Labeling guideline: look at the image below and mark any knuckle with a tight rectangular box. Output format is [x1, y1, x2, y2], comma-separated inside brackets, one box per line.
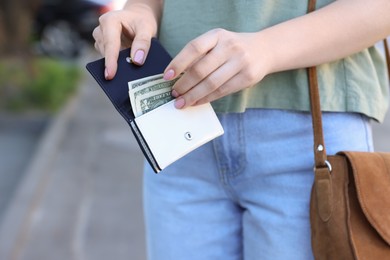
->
[183, 94, 196, 107]
[195, 97, 208, 106]
[215, 85, 228, 96]
[98, 11, 118, 25]
[134, 36, 150, 48]
[211, 28, 227, 36]
[189, 65, 205, 79]
[205, 77, 219, 91]
[187, 40, 203, 56]
[135, 19, 157, 36]
[227, 38, 244, 53]
[98, 13, 108, 24]
[242, 69, 258, 84]
[232, 43, 244, 55]
[92, 27, 100, 39]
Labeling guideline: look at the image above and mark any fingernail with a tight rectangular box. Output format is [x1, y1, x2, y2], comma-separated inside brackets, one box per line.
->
[134, 50, 145, 64]
[104, 68, 109, 79]
[174, 97, 185, 109]
[164, 69, 175, 80]
[171, 89, 179, 98]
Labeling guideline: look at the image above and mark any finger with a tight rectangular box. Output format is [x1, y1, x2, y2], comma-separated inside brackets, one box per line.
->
[163, 30, 219, 80]
[101, 25, 123, 80]
[93, 26, 117, 78]
[195, 73, 249, 106]
[92, 27, 102, 53]
[175, 60, 240, 109]
[96, 12, 124, 79]
[129, 31, 153, 66]
[120, 33, 133, 50]
[172, 46, 227, 96]
[94, 40, 101, 54]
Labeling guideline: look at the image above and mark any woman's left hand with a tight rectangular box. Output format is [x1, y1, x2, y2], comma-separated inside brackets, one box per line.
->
[163, 29, 269, 109]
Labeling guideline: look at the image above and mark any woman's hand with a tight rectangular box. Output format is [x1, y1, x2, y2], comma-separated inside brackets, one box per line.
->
[164, 0, 390, 110]
[163, 29, 269, 109]
[93, 2, 162, 80]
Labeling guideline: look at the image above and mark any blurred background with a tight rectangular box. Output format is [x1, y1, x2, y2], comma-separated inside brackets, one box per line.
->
[0, 0, 147, 259]
[0, 1, 389, 259]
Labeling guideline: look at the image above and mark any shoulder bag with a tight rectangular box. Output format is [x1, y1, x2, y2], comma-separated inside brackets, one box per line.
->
[307, 0, 390, 259]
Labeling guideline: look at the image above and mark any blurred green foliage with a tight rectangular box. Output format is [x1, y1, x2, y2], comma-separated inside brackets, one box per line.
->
[0, 58, 81, 112]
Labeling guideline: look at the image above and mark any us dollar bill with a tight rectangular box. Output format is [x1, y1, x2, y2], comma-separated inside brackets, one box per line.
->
[135, 89, 174, 116]
[128, 74, 163, 113]
[128, 74, 164, 92]
[128, 74, 180, 117]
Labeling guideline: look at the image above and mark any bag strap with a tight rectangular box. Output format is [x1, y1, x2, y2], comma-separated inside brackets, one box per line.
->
[307, 0, 390, 170]
[307, 0, 329, 170]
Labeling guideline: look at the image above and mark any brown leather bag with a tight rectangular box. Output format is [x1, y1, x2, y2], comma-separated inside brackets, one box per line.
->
[307, 1, 390, 259]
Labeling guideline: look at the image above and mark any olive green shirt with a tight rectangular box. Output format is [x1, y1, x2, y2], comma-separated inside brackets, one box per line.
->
[159, 0, 389, 122]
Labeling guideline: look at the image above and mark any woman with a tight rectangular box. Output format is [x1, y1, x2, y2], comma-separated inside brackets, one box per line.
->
[93, 0, 390, 259]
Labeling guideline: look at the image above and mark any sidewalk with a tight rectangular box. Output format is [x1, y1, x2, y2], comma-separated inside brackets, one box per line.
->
[0, 64, 146, 260]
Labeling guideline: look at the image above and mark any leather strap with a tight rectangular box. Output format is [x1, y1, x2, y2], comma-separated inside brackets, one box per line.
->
[307, 0, 329, 169]
[307, 0, 390, 170]
[307, 0, 316, 13]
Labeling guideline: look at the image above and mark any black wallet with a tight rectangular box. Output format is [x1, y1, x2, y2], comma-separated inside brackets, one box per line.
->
[86, 39, 224, 173]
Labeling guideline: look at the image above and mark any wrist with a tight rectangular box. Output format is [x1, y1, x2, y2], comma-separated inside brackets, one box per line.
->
[251, 30, 276, 77]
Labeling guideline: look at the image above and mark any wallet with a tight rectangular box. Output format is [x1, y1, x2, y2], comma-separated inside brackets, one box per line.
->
[86, 39, 224, 173]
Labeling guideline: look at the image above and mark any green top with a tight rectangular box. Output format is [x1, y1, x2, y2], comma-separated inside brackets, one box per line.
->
[159, 0, 389, 122]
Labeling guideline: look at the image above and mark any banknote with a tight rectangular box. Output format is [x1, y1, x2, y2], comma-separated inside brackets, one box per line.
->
[128, 74, 180, 117]
[128, 73, 164, 91]
[128, 74, 165, 116]
[129, 78, 174, 117]
[136, 89, 174, 116]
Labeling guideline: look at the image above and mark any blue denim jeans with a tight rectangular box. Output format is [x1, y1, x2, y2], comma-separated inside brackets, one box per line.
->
[143, 109, 373, 260]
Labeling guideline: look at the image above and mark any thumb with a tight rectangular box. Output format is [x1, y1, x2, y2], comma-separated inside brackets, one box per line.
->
[130, 33, 153, 66]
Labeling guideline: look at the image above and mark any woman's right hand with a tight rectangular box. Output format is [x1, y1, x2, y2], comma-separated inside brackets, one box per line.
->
[92, 3, 161, 80]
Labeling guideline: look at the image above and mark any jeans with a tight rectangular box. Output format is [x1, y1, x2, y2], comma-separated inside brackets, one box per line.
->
[143, 109, 373, 260]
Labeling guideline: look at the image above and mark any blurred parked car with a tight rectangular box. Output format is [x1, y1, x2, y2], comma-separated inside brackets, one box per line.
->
[33, 0, 125, 58]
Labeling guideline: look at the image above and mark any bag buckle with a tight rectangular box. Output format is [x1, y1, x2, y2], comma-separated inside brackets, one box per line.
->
[313, 160, 332, 173]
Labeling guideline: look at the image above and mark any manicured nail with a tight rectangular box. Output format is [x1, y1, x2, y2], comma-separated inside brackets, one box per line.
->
[164, 69, 175, 80]
[104, 68, 109, 79]
[134, 50, 145, 64]
[174, 97, 185, 109]
[171, 89, 179, 98]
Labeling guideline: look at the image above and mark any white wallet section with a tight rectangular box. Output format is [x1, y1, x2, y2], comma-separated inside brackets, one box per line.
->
[134, 100, 224, 170]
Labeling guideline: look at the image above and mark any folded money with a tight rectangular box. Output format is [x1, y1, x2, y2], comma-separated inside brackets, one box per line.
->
[128, 73, 180, 117]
